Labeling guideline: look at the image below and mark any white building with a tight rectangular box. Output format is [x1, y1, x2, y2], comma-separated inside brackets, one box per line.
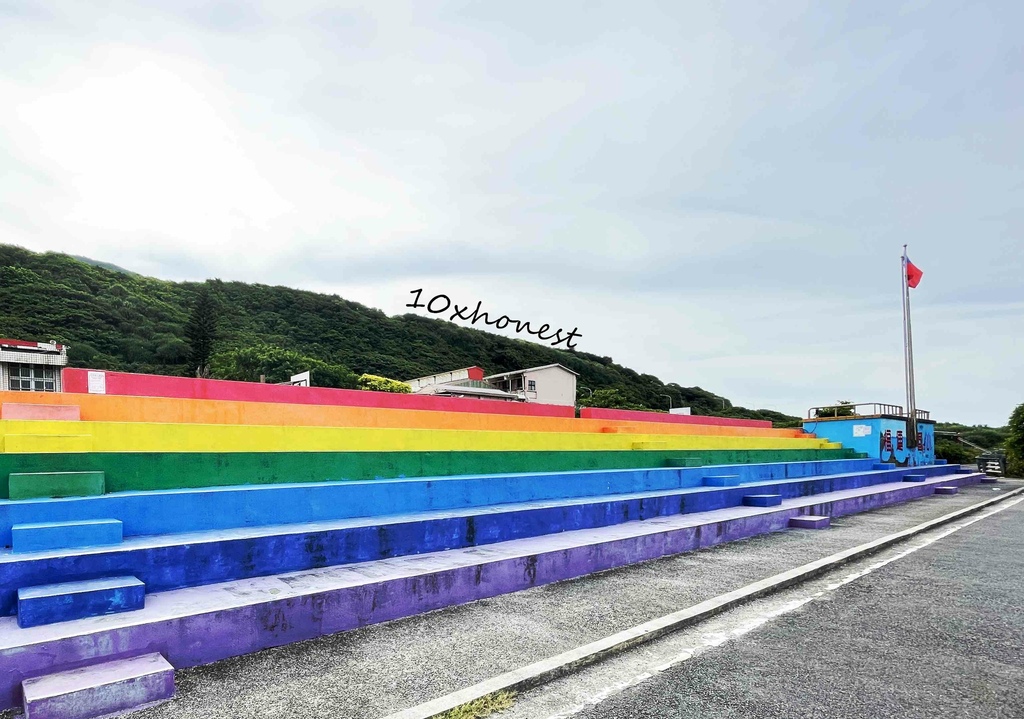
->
[0, 338, 69, 392]
[484, 363, 579, 407]
[404, 366, 520, 402]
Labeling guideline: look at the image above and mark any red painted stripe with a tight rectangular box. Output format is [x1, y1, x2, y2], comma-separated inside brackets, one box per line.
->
[580, 407, 772, 428]
[60, 369, 576, 418]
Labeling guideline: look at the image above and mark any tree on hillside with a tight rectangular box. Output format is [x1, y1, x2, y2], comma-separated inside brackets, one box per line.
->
[185, 286, 218, 377]
[935, 439, 978, 465]
[580, 388, 647, 411]
[210, 343, 358, 389]
[1007, 403, 1024, 477]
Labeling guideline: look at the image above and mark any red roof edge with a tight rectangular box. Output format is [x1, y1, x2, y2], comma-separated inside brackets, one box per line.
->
[0, 338, 65, 350]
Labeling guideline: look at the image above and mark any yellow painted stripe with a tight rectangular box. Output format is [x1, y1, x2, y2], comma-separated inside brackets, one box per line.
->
[0, 420, 840, 454]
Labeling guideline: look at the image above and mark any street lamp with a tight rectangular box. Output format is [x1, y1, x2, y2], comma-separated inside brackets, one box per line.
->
[579, 386, 593, 401]
[661, 394, 673, 411]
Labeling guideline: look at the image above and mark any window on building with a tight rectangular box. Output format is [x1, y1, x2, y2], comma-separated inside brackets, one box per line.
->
[8, 364, 56, 392]
[527, 380, 537, 391]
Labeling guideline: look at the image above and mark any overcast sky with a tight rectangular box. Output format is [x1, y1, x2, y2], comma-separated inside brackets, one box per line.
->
[1, 1, 1021, 426]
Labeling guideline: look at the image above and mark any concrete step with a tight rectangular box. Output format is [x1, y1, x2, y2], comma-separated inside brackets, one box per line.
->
[789, 515, 830, 529]
[17, 576, 144, 628]
[8, 471, 105, 501]
[0, 471, 984, 711]
[22, 652, 173, 719]
[0, 466, 964, 614]
[743, 494, 782, 507]
[13, 519, 122, 553]
[702, 475, 740, 487]
[934, 486, 959, 495]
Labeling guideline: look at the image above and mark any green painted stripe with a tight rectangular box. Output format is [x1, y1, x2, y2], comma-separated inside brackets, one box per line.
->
[0, 449, 860, 497]
[8, 471, 106, 500]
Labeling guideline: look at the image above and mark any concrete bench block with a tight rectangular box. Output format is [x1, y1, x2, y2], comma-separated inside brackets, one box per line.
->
[742, 494, 782, 507]
[789, 515, 830, 529]
[665, 457, 704, 467]
[8, 471, 105, 500]
[22, 653, 173, 719]
[18, 576, 144, 628]
[0, 403, 80, 421]
[902, 474, 927, 482]
[702, 475, 740, 487]
[980, 476, 1000, 483]
[934, 459, 948, 465]
[933, 486, 959, 495]
[12, 519, 122, 553]
[873, 463, 896, 470]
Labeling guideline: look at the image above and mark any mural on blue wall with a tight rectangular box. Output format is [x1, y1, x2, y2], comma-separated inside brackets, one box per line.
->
[878, 421, 934, 467]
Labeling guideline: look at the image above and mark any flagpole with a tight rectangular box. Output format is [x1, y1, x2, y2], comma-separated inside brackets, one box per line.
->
[902, 245, 918, 447]
[902, 246, 911, 414]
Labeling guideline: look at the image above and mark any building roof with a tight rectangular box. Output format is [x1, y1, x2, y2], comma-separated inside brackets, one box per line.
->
[0, 338, 65, 351]
[432, 384, 519, 399]
[404, 366, 483, 384]
[483, 363, 579, 380]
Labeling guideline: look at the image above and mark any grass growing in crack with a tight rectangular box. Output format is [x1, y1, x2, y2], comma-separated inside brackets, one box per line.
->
[434, 691, 516, 719]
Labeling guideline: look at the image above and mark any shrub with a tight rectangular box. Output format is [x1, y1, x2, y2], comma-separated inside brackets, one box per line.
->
[935, 439, 978, 465]
[358, 373, 412, 393]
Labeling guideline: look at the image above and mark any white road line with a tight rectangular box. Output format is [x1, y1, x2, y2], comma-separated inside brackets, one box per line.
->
[536, 494, 1024, 719]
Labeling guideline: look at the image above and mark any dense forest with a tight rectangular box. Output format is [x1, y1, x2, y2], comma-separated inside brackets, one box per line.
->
[0, 243, 800, 424]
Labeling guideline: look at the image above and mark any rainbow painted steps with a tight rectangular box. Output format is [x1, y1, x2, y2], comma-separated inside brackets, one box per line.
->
[0, 462, 963, 616]
[0, 465, 981, 713]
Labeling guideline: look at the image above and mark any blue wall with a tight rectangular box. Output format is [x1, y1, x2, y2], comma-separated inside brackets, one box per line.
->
[803, 417, 934, 467]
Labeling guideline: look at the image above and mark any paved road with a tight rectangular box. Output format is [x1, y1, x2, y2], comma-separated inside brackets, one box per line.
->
[567, 494, 1024, 719]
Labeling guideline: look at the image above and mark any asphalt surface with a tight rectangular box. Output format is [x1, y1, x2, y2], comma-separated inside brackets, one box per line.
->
[566, 490, 1024, 719]
[103, 482, 1013, 719]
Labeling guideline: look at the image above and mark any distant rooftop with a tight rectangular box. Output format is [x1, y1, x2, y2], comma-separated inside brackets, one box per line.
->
[483, 363, 579, 380]
[0, 338, 66, 351]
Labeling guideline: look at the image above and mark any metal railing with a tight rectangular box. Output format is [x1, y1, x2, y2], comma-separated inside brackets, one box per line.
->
[806, 402, 930, 420]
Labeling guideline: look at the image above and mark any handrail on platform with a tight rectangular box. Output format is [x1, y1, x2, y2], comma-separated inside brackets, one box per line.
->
[807, 402, 931, 421]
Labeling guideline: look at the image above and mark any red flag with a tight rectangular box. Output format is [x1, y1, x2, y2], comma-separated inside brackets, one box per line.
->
[905, 257, 923, 288]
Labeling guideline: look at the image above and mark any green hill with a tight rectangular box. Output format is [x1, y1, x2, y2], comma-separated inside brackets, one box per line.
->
[0, 243, 800, 425]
